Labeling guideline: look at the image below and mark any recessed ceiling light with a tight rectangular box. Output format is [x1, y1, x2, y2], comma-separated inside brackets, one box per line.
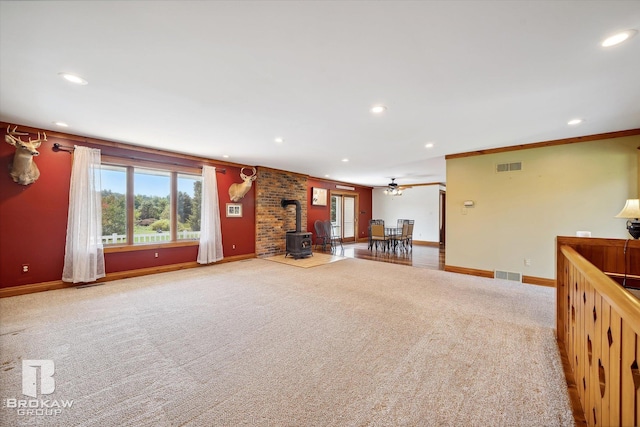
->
[601, 29, 637, 47]
[222, 154, 229, 158]
[58, 72, 88, 85]
[567, 118, 583, 125]
[274, 137, 284, 143]
[54, 121, 69, 127]
[342, 158, 349, 162]
[425, 142, 434, 148]
[370, 105, 387, 114]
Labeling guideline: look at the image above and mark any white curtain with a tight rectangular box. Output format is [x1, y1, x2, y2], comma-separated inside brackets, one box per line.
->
[197, 165, 224, 264]
[62, 146, 106, 283]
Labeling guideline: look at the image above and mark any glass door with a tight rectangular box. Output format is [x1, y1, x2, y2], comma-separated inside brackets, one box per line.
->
[343, 196, 355, 241]
[330, 195, 342, 240]
[330, 194, 357, 243]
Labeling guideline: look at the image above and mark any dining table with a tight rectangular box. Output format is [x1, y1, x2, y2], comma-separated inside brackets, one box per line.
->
[385, 227, 402, 250]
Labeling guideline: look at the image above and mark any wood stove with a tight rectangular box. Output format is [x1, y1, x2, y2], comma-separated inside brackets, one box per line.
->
[281, 199, 312, 259]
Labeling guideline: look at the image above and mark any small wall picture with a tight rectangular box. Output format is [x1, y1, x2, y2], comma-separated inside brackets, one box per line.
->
[226, 203, 242, 217]
[312, 187, 327, 206]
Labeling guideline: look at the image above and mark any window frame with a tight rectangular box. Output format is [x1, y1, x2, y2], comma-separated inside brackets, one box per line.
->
[101, 155, 202, 253]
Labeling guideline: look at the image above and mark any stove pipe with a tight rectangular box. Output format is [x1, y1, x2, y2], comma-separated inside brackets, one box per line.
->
[281, 199, 301, 233]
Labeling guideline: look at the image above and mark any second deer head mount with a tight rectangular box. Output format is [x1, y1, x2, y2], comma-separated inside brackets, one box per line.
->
[228, 167, 257, 202]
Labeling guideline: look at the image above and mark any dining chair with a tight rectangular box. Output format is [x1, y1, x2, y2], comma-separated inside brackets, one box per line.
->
[405, 220, 415, 249]
[368, 219, 385, 249]
[314, 220, 329, 251]
[370, 222, 388, 251]
[390, 220, 410, 251]
[325, 220, 343, 251]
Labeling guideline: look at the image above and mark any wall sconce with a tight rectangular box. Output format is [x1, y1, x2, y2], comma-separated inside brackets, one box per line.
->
[615, 199, 640, 239]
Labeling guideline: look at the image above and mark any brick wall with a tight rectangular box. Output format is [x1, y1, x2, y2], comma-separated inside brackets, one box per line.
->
[255, 167, 308, 257]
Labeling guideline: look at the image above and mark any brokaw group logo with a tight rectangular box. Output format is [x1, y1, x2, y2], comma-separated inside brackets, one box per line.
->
[23, 359, 55, 398]
[2, 360, 74, 416]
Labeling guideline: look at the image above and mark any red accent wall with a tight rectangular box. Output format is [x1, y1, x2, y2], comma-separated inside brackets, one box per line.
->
[0, 123, 255, 288]
[217, 166, 256, 257]
[306, 178, 372, 243]
[0, 130, 72, 287]
[0, 122, 369, 290]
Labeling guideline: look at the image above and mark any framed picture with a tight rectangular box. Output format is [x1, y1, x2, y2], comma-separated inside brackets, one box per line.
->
[226, 203, 243, 217]
[312, 187, 327, 206]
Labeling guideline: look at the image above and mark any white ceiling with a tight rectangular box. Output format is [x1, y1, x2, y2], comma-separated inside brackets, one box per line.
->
[1, 1, 639, 187]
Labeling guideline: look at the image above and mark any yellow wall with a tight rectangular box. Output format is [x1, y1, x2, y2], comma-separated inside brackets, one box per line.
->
[445, 135, 639, 280]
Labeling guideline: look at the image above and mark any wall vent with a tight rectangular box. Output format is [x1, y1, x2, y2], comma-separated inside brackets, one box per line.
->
[494, 270, 522, 282]
[496, 162, 522, 173]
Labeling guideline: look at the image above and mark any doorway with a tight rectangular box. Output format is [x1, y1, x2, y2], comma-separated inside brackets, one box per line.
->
[330, 193, 357, 243]
[439, 190, 446, 247]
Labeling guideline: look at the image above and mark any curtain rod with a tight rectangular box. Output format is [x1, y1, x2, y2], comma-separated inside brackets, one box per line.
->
[52, 143, 226, 173]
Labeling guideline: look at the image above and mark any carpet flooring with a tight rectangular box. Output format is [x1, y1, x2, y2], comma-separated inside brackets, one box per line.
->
[0, 258, 573, 426]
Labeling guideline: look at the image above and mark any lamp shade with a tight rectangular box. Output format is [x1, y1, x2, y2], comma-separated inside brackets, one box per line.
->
[615, 199, 640, 219]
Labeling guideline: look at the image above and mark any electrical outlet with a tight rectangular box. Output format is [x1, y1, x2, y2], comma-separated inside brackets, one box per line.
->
[22, 264, 29, 273]
[232, 244, 236, 249]
[524, 258, 531, 266]
[155, 252, 159, 258]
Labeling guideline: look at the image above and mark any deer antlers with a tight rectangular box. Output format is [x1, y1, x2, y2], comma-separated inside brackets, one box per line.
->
[240, 167, 257, 181]
[5, 125, 47, 154]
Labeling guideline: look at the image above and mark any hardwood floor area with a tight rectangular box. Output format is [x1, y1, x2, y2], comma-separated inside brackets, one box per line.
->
[317, 242, 445, 270]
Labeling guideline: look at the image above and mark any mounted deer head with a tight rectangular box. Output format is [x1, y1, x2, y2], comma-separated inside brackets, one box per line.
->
[5, 125, 46, 185]
[228, 167, 257, 202]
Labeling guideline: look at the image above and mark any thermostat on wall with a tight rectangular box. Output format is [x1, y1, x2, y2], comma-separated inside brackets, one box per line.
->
[463, 200, 475, 208]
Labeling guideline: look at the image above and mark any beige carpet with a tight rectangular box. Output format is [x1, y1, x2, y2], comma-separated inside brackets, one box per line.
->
[264, 251, 347, 268]
[0, 258, 573, 426]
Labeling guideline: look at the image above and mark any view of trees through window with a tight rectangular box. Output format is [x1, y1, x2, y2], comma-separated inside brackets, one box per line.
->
[102, 165, 127, 243]
[177, 174, 202, 240]
[135, 168, 171, 242]
[101, 165, 202, 245]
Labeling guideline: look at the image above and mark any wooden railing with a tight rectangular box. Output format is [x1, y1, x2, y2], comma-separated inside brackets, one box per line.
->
[557, 242, 640, 426]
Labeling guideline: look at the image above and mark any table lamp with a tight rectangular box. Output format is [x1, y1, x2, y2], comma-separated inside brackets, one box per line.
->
[615, 199, 640, 239]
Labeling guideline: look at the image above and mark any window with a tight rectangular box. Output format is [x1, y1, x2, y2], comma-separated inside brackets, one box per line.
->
[134, 168, 171, 243]
[101, 165, 127, 244]
[177, 174, 202, 240]
[100, 160, 202, 246]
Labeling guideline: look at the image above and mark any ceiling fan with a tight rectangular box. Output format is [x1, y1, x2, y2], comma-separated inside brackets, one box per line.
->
[383, 178, 405, 196]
